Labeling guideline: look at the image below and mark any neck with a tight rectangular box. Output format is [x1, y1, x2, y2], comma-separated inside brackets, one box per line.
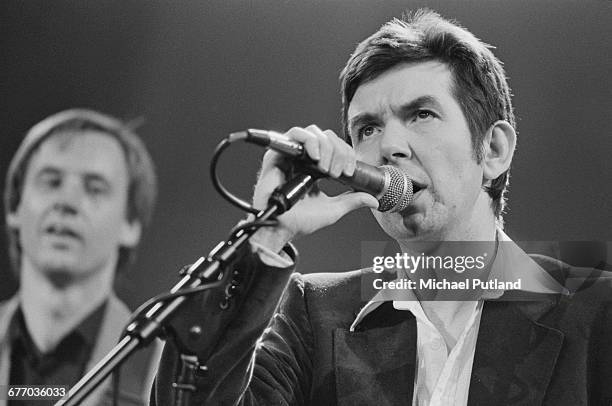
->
[18, 260, 114, 353]
[394, 197, 498, 348]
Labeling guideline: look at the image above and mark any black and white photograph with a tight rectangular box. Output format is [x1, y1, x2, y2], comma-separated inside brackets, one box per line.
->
[1, 1, 611, 405]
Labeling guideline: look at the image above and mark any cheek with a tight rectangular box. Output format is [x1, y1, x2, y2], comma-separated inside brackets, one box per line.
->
[14, 199, 44, 232]
[18, 190, 44, 214]
[427, 151, 482, 202]
[436, 162, 480, 192]
[354, 141, 381, 165]
[87, 206, 129, 243]
[435, 138, 480, 173]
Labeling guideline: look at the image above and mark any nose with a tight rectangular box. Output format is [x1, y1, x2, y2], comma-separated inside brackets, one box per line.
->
[52, 180, 82, 216]
[380, 121, 412, 165]
[53, 201, 78, 216]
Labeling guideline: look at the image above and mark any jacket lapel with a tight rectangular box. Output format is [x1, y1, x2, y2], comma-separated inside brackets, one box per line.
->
[0, 297, 19, 406]
[80, 294, 136, 406]
[0, 295, 157, 406]
[80, 294, 162, 406]
[334, 303, 417, 406]
[468, 298, 564, 406]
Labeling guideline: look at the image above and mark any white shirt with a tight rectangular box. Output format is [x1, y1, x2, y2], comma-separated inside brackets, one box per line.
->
[401, 300, 481, 406]
[350, 230, 566, 405]
[254, 229, 566, 405]
[348, 297, 481, 406]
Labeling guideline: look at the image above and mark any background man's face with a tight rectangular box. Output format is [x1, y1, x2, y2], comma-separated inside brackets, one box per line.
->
[347, 61, 485, 242]
[7, 131, 139, 280]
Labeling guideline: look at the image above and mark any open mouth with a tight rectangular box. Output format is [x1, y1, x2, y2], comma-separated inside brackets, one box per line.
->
[410, 180, 426, 197]
[45, 224, 81, 240]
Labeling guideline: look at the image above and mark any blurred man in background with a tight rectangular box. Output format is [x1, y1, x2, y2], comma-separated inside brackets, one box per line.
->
[1, 109, 160, 405]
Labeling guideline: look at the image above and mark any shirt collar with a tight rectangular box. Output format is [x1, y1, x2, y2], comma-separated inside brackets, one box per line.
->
[350, 228, 567, 332]
[9, 300, 108, 355]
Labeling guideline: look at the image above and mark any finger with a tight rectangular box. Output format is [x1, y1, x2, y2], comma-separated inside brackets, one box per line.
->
[260, 149, 283, 172]
[330, 191, 379, 216]
[285, 126, 321, 162]
[341, 151, 357, 178]
[325, 130, 354, 178]
[253, 166, 286, 210]
[342, 141, 357, 177]
[306, 179, 322, 197]
[305, 125, 333, 174]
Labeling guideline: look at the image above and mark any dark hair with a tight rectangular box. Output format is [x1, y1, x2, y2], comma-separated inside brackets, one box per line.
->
[4, 108, 158, 274]
[340, 9, 515, 221]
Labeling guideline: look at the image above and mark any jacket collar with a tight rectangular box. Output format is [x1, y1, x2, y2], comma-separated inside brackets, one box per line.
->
[468, 298, 564, 404]
[350, 229, 567, 332]
[336, 293, 563, 405]
[335, 302, 417, 405]
[340, 230, 566, 405]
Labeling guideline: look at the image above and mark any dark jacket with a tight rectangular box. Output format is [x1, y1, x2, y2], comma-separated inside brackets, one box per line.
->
[153, 244, 612, 406]
[0, 294, 162, 406]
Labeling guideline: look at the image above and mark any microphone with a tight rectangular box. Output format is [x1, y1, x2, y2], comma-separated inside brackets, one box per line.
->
[228, 129, 414, 212]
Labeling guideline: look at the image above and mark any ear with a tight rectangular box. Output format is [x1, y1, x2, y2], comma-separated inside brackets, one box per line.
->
[6, 209, 21, 229]
[482, 120, 516, 180]
[119, 219, 142, 248]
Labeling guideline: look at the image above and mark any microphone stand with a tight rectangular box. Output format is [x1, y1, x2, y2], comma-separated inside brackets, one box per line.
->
[54, 171, 319, 406]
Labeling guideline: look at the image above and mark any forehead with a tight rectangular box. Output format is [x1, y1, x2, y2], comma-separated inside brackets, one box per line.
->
[26, 130, 129, 182]
[347, 61, 455, 119]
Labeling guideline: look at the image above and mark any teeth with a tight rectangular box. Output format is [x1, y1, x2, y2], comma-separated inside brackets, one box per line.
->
[47, 225, 77, 237]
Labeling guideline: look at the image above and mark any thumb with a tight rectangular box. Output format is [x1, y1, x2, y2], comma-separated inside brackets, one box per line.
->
[333, 191, 379, 215]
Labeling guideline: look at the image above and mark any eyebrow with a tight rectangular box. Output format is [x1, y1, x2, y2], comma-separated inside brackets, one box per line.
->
[36, 166, 59, 174]
[83, 172, 112, 186]
[348, 95, 444, 134]
[393, 95, 443, 118]
[34, 166, 62, 179]
[35, 165, 112, 186]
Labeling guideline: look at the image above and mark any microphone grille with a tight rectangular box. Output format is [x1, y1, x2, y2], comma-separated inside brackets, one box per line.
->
[378, 165, 413, 212]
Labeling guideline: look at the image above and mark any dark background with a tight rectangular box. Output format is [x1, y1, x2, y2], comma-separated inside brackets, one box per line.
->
[1, 0, 611, 309]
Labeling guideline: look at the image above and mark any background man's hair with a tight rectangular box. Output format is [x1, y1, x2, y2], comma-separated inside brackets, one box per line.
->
[340, 9, 515, 223]
[4, 108, 158, 274]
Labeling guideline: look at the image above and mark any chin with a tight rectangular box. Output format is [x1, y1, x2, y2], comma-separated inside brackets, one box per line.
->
[37, 253, 82, 275]
[373, 205, 445, 242]
[45, 270, 77, 287]
[393, 215, 447, 244]
[375, 215, 419, 242]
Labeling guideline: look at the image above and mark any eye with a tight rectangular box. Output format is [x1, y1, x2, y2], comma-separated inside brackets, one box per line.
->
[414, 110, 436, 121]
[37, 172, 62, 190]
[358, 125, 381, 139]
[85, 179, 110, 197]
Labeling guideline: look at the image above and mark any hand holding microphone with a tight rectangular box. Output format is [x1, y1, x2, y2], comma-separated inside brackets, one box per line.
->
[230, 127, 414, 212]
[236, 126, 412, 253]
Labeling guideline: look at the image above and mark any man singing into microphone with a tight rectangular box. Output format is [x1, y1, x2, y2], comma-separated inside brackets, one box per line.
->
[153, 9, 612, 405]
